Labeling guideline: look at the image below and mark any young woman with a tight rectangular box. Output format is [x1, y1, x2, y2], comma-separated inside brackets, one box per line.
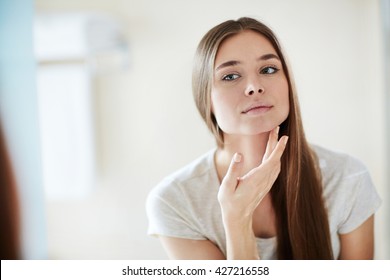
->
[146, 17, 382, 259]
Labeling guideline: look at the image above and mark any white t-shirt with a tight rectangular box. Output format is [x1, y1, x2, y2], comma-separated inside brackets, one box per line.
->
[146, 145, 382, 259]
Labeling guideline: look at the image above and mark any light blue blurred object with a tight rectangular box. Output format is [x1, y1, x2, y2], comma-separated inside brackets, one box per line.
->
[0, 0, 47, 259]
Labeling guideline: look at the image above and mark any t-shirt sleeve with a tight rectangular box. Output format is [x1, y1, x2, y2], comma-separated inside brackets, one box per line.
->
[338, 168, 382, 234]
[146, 179, 207, 240]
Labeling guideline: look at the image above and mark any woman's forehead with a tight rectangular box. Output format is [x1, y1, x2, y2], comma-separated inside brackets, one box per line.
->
[215, 30, 278, 68]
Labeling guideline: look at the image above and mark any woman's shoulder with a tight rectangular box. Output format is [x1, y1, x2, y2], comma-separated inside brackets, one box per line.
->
[310, 145, 381, 235]
[149, 149, 217, 198]
[311, 144, 369, 180]
[146, 149, 220, 240]
[310, 144, 378, 207]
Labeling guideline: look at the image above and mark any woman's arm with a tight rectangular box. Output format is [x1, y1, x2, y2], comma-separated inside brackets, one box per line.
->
[218, 128, 288, 259]
[158, 128, 287, 260]
[159, 236, 226, 259]
[221, 212, 259, 259]
[338, 215, 375, 260]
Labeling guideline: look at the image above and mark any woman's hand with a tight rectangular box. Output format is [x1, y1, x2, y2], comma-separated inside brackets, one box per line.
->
[217, 126, 288, 259]
[218, 126, 289, 219]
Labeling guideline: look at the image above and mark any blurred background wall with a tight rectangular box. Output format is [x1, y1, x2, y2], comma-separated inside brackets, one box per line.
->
[2, 0, 387, 259]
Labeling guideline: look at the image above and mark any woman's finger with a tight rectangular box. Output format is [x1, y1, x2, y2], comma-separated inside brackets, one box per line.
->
[244, 135, 288, 188]
[221, 153, 244, 192]
[263, 126, 280, 162]
[267, 135, 289, 163]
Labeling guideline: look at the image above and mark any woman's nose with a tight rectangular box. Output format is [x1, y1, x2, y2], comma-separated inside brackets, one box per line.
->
[245, 84, 265, 96]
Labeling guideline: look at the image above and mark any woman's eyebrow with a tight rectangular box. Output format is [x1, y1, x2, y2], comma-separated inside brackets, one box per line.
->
[215, 60, 240, 71]
[215, 53, 280, 71]
[258, 53, 280, 61]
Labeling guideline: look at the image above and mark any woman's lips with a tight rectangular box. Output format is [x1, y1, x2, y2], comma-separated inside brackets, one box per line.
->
[242, 104, 273, 114]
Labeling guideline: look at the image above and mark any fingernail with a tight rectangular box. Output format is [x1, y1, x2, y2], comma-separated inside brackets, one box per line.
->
[283, 136, 289, 145]
[233, 153, 242, 163]
[275, 126, 280, 135]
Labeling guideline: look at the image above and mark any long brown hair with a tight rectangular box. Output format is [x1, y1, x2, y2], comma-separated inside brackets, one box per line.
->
[192, 17, 333, 259]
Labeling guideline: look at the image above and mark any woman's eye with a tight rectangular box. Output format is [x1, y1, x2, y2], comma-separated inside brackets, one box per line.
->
[261, 66, 279, 74]
[222, 74, 240, 81]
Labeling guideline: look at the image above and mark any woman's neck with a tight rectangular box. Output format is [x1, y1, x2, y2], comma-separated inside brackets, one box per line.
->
[215, 133, 270, 180]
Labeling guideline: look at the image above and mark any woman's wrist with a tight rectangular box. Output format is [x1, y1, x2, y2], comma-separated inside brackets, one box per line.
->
[222, 212, 259, 260]
[221, 210, 252, 227]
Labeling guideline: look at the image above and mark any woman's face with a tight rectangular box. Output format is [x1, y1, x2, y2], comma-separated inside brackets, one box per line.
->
[211, 30, 289, 137]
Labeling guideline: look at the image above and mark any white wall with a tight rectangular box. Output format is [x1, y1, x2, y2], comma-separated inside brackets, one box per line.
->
[35, 0, 388, 259]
